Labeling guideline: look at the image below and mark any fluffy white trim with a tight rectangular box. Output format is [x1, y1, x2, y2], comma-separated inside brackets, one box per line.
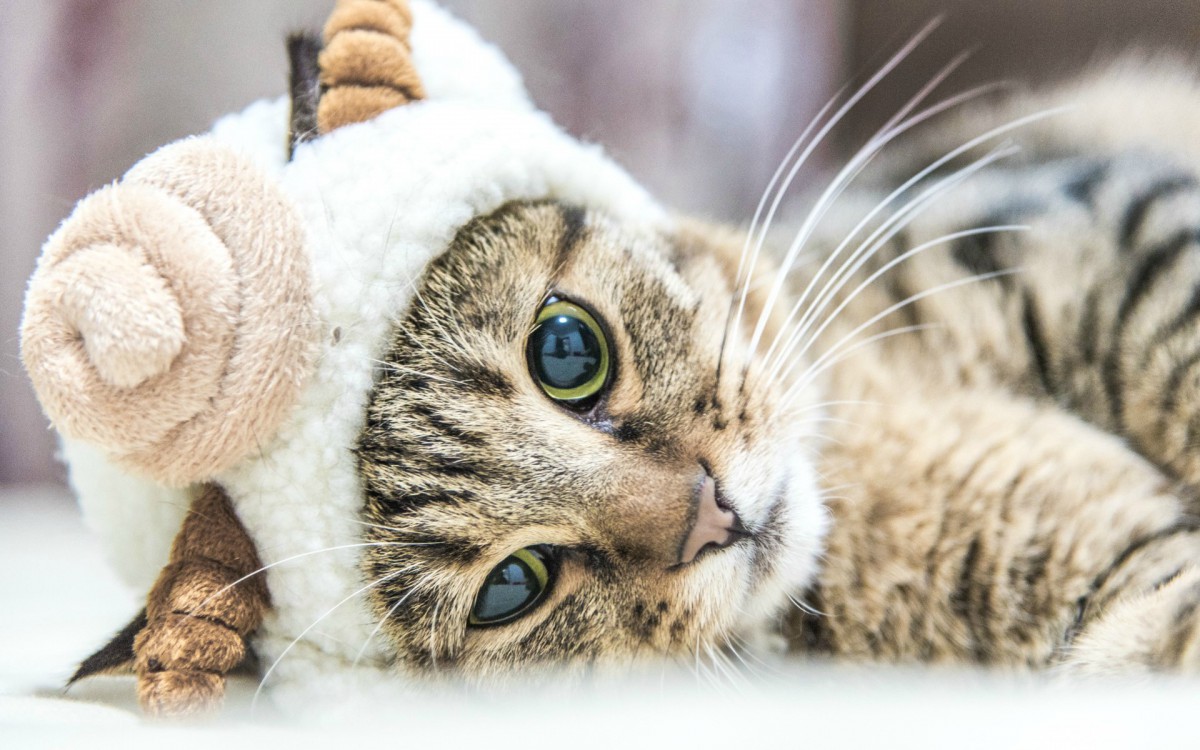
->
[60, 438, 189, 592]
[408, 0, 532, 111]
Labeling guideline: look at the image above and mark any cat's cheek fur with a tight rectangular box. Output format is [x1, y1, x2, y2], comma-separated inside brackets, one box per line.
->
[730, 446, 829, 641]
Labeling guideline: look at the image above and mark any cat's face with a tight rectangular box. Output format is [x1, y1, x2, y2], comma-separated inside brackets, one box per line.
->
[357, 201, 825, 680]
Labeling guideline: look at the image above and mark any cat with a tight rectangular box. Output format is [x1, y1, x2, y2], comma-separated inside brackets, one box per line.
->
[57, 2, 1200, 715]
[352, 60, 1200, 683]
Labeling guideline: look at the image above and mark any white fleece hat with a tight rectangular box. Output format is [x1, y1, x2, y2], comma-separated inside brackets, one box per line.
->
[22, 0, 664, 695]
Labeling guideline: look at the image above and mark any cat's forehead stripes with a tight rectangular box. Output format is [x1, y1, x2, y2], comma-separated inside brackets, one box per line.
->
[551, 204, 589, 274]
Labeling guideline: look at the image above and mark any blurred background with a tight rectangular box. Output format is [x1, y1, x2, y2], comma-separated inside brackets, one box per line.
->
[2, 1, 1199, 490]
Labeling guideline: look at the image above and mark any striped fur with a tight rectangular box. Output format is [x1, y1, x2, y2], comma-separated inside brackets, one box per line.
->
[357, 203, 820, 679]
[354, 61, 1200, 681]
[785, 61, 1200, 671]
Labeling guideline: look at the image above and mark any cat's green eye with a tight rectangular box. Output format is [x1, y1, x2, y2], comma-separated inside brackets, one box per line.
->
[469, 546, 553, 626]
[528, 299, 610, 404]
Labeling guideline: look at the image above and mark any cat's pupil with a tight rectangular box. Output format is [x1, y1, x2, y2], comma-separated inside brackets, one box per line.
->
[471, 547, 550, 625]
[479, 559, 536, 616]
[533, 315, 601, 389]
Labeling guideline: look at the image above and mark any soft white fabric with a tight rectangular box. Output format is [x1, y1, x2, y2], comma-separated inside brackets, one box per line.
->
[8, 487, 1200, 746]
[59, 0, 664, 701]
[60, 440, 189, 592]
[226, 98, 665, 693]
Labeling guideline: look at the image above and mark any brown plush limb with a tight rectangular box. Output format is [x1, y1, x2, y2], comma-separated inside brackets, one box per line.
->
[134, 483, 270, 718]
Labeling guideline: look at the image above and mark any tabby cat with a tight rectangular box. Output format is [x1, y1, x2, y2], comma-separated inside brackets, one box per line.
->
[69, 11, 1200, 713]
[356, 62, 1200, 677]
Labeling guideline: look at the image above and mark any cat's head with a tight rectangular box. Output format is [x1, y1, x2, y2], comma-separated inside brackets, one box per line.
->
[357, 200, 827, 680]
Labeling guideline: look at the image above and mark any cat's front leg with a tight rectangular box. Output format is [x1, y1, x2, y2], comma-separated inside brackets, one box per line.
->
[134, 483, 269, 716]
[864, 155, 1200, 494]
[1064, 564, 1200, 675]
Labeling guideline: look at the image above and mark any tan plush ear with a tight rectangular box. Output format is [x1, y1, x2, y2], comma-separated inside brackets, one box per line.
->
[21, 138, 318, 486]
[317, 0, 425, 134]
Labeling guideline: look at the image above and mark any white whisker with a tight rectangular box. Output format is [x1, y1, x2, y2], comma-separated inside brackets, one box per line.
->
[750, 105, 1065, 412]
[723, 636, 765, 682]
[760, 106, 1070, 377]
[704, 642, 745, 693]
[782, 269, 1023, 409]
[787, 593, 828, 618]
[731, 86, 845, 306]
[731, 19, 942, 366]
[876, 50, 973, 136]
[727, 632, 785, 677]
[779, 325, 939, 414]
[757, 105, 1023, 376]
[772, 224, 1027, 389]
[184, 541, 436, 619]
[252, 566, 411, 711]
[743, 21, 953, 368]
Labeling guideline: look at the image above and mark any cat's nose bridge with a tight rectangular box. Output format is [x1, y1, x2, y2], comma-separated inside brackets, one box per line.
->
[598, 472, 692, 567]
[596, 463, 738, 568]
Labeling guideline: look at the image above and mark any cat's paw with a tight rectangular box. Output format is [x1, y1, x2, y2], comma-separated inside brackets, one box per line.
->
[1061, 565, 1200, 676]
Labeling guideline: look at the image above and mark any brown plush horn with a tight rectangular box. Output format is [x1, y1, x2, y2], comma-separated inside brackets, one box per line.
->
[21, 138, 319, 486]
[317, 0, 426, 134]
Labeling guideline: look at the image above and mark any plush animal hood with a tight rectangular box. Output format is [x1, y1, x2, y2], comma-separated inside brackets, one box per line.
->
[21, 0, 663, 691]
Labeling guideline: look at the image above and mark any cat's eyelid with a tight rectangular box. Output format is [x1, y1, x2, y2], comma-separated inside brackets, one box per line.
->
[523, 289, 560, 337]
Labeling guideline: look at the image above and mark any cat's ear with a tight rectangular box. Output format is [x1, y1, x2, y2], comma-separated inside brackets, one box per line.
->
[287, 32, 322, 159]
[68, 609, 147, 684]
[313, 0, 425, 135]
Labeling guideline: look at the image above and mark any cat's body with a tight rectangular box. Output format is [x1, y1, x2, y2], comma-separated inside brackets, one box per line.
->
[45, 1, 1200, 713]
[788, 63, 1200, 671]
[355, 59, 1200, 681]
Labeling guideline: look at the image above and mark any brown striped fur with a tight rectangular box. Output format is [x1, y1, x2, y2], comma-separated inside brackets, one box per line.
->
[781, 60, 1200, 671]
[356, 203, 818, 679]
[355, 60, 1200, 681]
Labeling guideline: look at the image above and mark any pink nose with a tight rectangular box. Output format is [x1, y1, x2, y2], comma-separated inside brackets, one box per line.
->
[678, 474, 743, 565]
